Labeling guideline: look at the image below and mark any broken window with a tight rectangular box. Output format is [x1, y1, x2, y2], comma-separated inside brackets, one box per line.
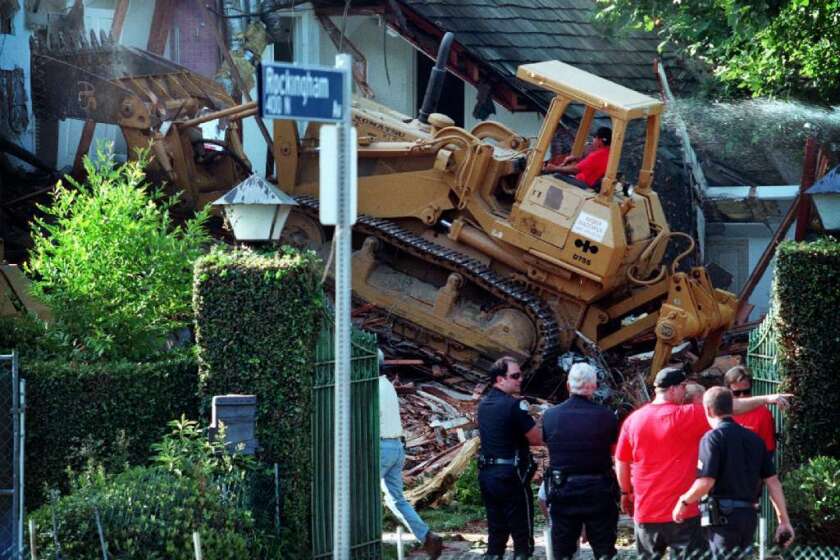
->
[0, 0, 18, 34]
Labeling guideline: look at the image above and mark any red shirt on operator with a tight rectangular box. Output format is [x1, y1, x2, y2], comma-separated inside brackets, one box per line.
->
[544, 126, 612, 189]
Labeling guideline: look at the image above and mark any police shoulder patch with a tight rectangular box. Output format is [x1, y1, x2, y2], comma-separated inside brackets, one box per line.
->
[519, 400, 529, 412]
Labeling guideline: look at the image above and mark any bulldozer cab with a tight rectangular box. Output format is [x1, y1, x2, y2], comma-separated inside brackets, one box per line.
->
[515, 60, 663, 201]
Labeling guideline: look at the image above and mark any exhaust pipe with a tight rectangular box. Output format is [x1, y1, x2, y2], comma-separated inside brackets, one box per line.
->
[418, 32, 454, 124]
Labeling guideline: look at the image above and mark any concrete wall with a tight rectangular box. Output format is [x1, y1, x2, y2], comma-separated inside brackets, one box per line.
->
[0, 6, 37, 166]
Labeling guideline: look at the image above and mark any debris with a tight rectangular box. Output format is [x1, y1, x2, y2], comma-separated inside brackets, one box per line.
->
[405, 438, 480, 509]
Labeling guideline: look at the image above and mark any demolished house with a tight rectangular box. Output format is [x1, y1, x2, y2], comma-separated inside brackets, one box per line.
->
[4, 0, 837, 493]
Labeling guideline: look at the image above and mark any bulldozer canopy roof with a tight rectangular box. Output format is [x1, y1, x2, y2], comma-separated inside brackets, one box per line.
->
[517, 61, 663, 120]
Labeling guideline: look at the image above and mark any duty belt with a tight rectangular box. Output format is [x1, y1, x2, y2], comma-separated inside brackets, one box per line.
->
[478, 455, 519, 466]
[717, 499, 758, 510]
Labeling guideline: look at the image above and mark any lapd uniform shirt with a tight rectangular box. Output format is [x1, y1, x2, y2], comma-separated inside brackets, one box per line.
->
[697, 417, 776, 502]
[478, 387, 535, 461]
[543, 394, 617, 473]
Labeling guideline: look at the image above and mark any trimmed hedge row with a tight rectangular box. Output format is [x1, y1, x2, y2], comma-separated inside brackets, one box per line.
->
[773, 238, 840, 468]
[24, 354, 200, 507]
[193, 247, 323, 558]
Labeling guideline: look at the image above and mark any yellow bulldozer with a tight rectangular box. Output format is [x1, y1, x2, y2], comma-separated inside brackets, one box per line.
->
[30, 33, 736, 391]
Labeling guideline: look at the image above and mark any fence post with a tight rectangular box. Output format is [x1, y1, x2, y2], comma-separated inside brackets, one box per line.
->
[192, 531, 203, 560]
[544, 527, 554, 560]
[94, 507, 108, 560]
[27, 519, 37, 560]
[759, 517, 766, 560]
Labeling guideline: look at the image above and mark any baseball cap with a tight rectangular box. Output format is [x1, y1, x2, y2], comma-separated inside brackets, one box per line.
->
[654, 366, 686, 389]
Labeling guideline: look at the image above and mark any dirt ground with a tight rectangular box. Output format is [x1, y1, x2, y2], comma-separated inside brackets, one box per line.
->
[383, 516, 637, 559]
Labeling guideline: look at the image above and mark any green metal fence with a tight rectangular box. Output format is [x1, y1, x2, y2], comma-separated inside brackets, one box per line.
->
[746, 309, 784, 538]
[312, 313, 382, 559]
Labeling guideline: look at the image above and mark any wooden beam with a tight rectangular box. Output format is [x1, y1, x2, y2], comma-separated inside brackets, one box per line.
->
[147, 0, 174, 55]
[193, 0, 274, 153]
[111, 0, 130, 42]
[795, 136, 819, 241]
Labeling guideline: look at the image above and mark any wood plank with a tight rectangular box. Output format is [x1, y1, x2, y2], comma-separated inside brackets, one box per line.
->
[146, 0, 174, 55]
[110, 0, 130, 42]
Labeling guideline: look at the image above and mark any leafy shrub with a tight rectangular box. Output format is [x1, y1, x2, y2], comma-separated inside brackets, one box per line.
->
[783, 456, 840, 545]
[28, 418, 275, 559]
[453, 459, 482, 507]
[193, 246, 323, 557]
[773, 238, 840, 467]
[0, 314, 57, 360]
[25, 149, 210, 361]
[24, 354, 200, 507]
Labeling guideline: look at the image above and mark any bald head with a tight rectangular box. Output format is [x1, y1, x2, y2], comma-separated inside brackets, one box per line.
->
[703, 386, 734, 418]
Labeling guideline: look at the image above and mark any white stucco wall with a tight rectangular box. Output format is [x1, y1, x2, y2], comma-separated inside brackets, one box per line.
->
[463, 82, 543, 141]
[0, 7, 36, 166]
[318, 16, 416, 117]
[706, 219, 796, 320]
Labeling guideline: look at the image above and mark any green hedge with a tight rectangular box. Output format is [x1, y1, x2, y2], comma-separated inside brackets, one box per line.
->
[24, 354, 200, 507]
[774, 238, 840, 468]
[193, 247, 322, 558]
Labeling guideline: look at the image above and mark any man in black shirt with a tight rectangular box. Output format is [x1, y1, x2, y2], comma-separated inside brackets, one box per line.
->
[543, 362, 619, 560]
[672, 387, 794, 559]
[477, 356, 543, 560]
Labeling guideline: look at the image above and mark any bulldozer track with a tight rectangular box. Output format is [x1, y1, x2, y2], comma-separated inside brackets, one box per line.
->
[295, 196, 562, 387]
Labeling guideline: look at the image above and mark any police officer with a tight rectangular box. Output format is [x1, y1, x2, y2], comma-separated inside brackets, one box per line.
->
[477, 356, 543, 560]
[673, 387, 795, 559]
[543, 362, 619, 560]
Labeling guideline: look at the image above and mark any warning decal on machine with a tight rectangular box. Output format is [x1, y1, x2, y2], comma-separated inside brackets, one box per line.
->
[571, 212, 609, 243]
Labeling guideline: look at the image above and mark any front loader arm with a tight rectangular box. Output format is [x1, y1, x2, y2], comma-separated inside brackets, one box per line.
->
[648, 267, 737, 383]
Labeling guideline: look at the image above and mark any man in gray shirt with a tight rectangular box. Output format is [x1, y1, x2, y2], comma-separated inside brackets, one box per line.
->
[379, 350, 443, 558]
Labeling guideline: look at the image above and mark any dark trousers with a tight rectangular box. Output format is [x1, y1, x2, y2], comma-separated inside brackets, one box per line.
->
[706, 509, 758, 560]
[479, 465, 534, 556]
[635, 517, 707, 560]
[549, 476, 618, 560]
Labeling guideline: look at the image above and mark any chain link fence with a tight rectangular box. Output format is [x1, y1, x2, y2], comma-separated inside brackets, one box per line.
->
[0, 352, 23, 560]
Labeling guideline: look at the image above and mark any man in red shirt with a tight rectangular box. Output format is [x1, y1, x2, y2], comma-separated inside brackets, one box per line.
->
[725, 366, 776, 455]
[615, 367, 791, 559]
[544, 127, 611, 190]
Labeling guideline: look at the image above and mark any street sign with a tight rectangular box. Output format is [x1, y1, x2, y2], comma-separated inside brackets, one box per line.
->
[258, 62, 346, 122]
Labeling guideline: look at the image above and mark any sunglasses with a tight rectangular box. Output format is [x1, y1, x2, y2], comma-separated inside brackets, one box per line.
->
[507, 372, 522, 381]
[732, 389, 752, 397]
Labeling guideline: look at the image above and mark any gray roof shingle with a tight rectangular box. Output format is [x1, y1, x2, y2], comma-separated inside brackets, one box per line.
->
[401, 0, 689, 98]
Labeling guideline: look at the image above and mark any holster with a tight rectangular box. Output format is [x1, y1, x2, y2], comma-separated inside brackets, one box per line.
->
[700, 497, 728, 527]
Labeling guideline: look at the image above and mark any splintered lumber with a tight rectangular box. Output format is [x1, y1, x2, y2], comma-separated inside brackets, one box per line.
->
[405, 437, 480, 509]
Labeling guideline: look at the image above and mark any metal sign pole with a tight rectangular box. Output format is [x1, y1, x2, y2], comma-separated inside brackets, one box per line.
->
[332, 52, 353, 560]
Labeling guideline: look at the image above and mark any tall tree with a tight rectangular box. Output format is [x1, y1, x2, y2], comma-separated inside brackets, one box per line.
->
[596, 0, 840, 103]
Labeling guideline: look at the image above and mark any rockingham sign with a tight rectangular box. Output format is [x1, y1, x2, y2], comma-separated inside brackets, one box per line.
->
[258, 62, 345, 122]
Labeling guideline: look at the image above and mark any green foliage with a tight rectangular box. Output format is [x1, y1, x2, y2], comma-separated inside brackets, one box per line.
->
[25, 148, 211, 361]
[28, 418, 273, 559]
[193, 246, 323, 557]
[773, 238, 840, 467]
[24, 354, 200, 507]
[0, 314, 58, 360]
[784, 456, 840, 545]
[453, 459, 483, 507]
[596, 0, 840, 103]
